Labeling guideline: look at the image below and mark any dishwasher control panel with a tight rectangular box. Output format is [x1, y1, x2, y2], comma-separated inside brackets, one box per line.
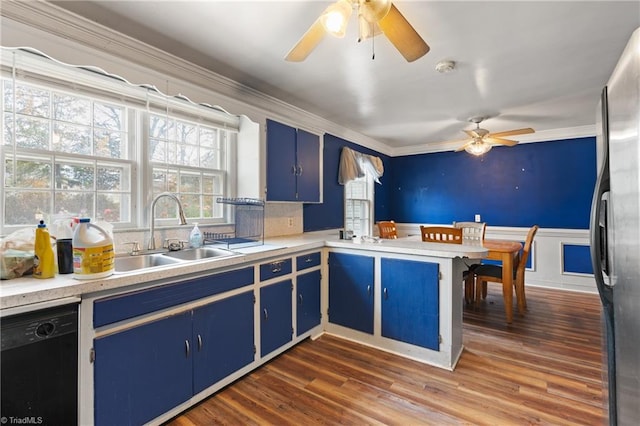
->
[1, 306, 78, 351]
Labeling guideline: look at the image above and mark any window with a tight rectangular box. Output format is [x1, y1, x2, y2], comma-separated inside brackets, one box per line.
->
[148, 113, 229, 223]
[0, 47, 239, 234]
[2, 79, 134, 227]
[344, 171, 374, 237]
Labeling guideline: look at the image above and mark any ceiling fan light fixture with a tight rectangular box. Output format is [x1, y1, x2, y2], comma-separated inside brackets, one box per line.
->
[465, 140, 492, 156]
[321, 0, 353, 38]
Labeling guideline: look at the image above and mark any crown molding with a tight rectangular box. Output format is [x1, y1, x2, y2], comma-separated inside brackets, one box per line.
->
[390, 124, 596, 157]
[0, 2, 594, 159]
[1, 0, 391, 153]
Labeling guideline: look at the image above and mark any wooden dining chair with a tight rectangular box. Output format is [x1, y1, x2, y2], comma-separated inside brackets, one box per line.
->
[453, 221, 487, 303]
[420, 226, 463, 244]
[472, 225, 539, 314]
[377, 221, 398, 239]
[453, 221, 486, 245]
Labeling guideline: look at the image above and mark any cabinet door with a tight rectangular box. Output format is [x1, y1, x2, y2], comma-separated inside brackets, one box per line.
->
[381, 258, 440, 350]
[94, 312, 192, 426]
[296, 269, 321, 335]
[260, 280, 293, 357]
[295, 129, 320, 202]
[266, 119, 297, 201]
[328, 252, 375, 334]
[192, 291, 255, 394]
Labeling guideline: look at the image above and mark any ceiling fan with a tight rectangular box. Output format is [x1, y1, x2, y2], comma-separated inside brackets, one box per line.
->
[285, 0, 429, 62]
[453, 117, 535, 156]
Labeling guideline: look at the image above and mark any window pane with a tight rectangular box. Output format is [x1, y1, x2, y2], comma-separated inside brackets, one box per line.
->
[176, 121, 198, 144]
[150, 139, 166, 162]
[55, 162, 94, 190]
[5, 157, 52, 188]
[180, 194, 200, 218]
[8, 115, 50, 149]
[55, 191, 94, 218]
[180, 173, 200, 193]
[98, 193, 130, 223]
[203, 196, 215, 218]
[200, 127, 217, 147]
[97, 165, 129, 191]
[53, 122, 91, 154]
[3, 81, 51, 118]
[178, 144, 198, 166]
[53, 93, 90, 125]
[200, 147, 218, 168]
[94, 102, 124, 131]
[149, 115, 169, 139]
[4, 191, 51, 225]
[94, 129, 125, 159]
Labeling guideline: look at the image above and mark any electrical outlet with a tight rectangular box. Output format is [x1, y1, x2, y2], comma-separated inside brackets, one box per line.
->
[288, 217, 294, 227]
[475, 214, 481, 222]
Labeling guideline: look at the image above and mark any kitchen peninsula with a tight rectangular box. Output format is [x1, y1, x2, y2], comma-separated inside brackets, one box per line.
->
[0, 231, 487, 425]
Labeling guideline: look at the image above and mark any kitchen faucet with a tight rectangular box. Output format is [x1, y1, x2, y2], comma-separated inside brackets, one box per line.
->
[148, 192, 188, 250]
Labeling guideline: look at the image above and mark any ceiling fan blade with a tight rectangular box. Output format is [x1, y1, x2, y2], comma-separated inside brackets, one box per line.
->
[486, 137, 519, 147]
[377, 3, 430, 62]
[285, 19, 327, 62]
[488, 127, 535, 138]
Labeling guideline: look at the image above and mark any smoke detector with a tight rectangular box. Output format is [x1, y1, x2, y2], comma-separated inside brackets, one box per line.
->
[435, 60, 456, 73]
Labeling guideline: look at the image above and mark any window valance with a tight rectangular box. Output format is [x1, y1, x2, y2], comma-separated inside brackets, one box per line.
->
[338, 146, 384, 185]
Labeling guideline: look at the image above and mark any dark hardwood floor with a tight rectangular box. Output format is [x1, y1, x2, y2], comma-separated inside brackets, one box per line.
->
[166, 286, 605, 425]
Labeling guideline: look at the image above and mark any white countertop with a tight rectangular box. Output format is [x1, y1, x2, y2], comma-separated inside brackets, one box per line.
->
[0, 231, 487, 311]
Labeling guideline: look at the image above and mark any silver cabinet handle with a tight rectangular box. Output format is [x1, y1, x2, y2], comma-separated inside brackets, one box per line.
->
[197, 334, 203, 351]
[367, 285, 371, 296]
[305, 256, 313, 263]
[297, 165, 303, 176]
[299, 294, 304, 304]
[271, 261, 283, 273]
[384, 288, 388, 300]
[291, 165, 297, 175]
[185, 340, 190, 358]
[263, 308, 268, 320]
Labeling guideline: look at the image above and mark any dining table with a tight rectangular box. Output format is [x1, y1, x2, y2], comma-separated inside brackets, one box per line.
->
[480, 239, 524, 323]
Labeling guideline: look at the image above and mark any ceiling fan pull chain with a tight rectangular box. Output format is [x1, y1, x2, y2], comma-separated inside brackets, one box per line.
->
[371, 21, 375, 60]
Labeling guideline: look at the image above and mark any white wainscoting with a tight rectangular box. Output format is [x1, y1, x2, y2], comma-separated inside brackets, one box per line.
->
[394, 224, 596, 294]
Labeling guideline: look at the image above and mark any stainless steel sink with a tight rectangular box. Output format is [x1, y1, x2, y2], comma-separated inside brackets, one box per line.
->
[114, 253, 182, 272]
[163, 247, 235, 261]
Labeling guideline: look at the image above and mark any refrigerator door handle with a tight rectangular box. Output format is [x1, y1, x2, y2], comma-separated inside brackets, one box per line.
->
[590, 151, 614, 306]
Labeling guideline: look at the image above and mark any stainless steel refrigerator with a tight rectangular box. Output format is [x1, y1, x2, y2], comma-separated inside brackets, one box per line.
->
[590, 27, 640, 426]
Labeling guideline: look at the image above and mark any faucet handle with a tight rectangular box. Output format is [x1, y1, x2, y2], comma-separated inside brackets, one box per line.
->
[123, 241, 141, 255]
[164, 238, 186, 251]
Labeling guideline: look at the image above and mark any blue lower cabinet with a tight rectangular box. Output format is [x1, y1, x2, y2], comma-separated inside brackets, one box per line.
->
[94, 311, 193, 426]
[296, 270, 321, 335]
[328, 252, 375, 334]
[381, 258, 440, 350]
[260, 280, 293, 357]
[192, 291, 255, 394]
[94, 291, 255, 425]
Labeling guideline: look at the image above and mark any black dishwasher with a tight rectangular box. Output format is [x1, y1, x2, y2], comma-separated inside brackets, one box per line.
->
[1, 304, 78, 426]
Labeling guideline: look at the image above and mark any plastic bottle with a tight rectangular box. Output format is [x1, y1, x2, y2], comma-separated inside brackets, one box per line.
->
[189, 223, 202, 248]
[33, 220, 56, 279]
[72, 218, 115, 280]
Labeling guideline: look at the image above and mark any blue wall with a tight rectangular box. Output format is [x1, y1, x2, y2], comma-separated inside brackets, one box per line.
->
[387, 137, 596, 229]
[303, 136, 596, 232]
[303, 133, 391, 231]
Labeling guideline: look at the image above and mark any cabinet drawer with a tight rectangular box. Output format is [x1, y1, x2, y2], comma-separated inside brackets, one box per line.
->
[296, 251, 321, 271]
[94, 266, 254, 327]
[259, 258, 292, 281]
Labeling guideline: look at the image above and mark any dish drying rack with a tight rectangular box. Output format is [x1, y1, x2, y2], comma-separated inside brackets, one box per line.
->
[203, 198, 265, 249]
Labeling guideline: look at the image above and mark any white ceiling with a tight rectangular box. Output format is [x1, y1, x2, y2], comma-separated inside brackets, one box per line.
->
[52, 1, 639, 152]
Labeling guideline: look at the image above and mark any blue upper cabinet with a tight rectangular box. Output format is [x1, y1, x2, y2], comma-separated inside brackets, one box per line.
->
[266, 119, 320, 202]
